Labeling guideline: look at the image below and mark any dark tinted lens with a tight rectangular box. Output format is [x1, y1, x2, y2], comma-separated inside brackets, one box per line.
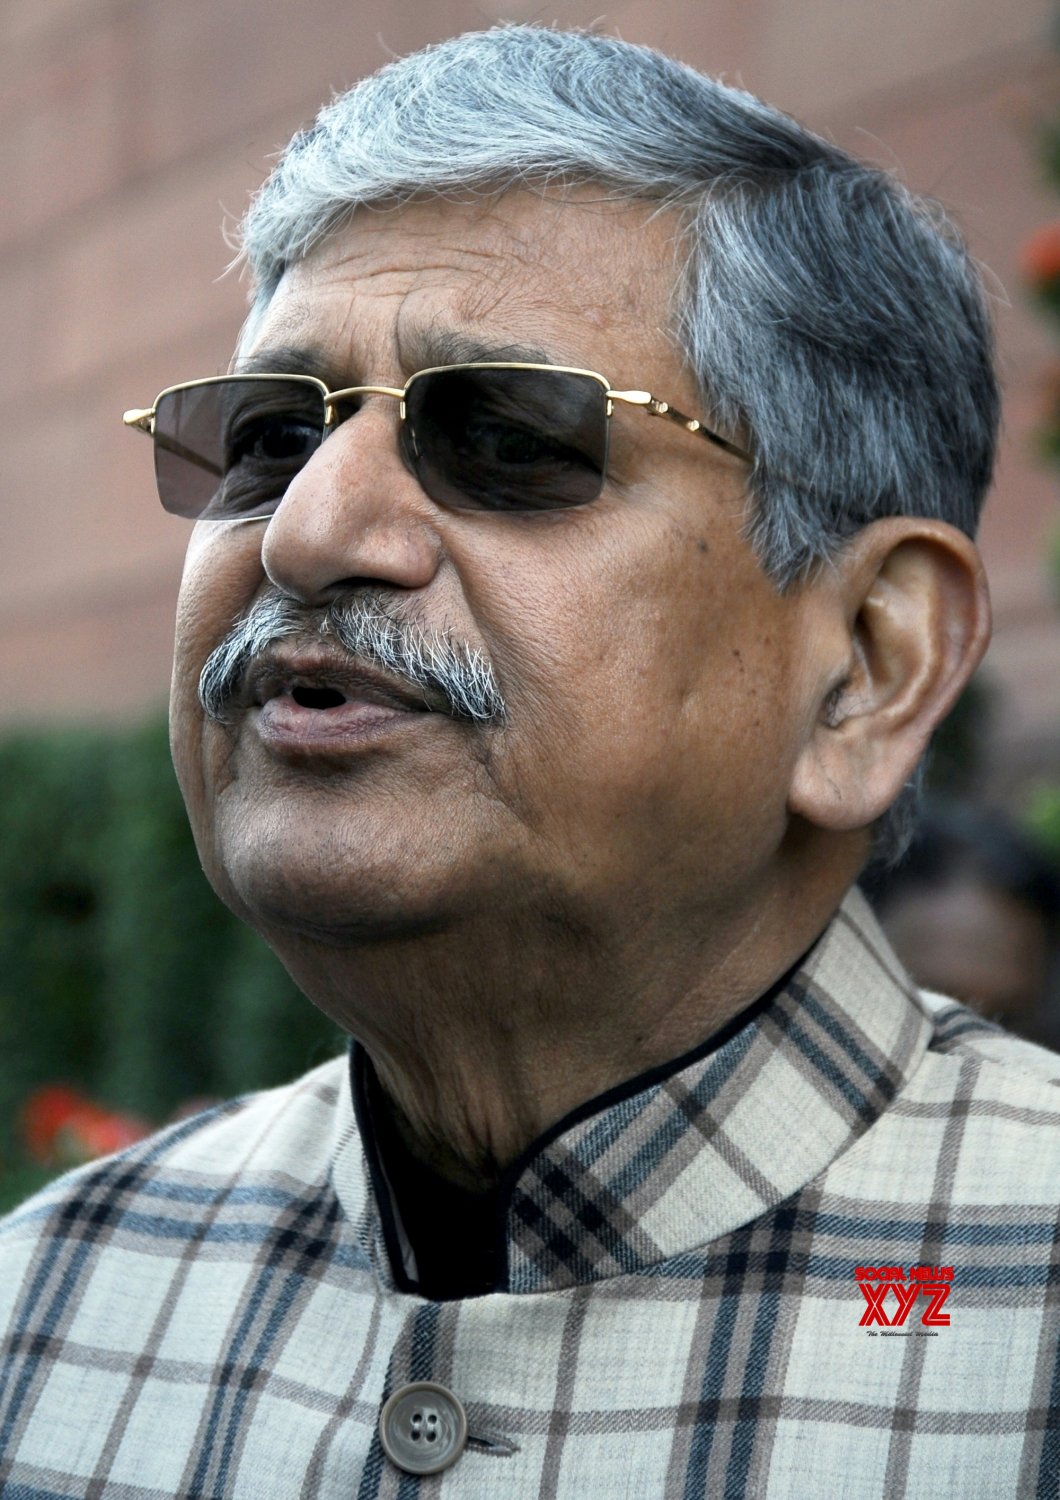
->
[403, 367, 608, 511]
[153, 378, 327, 519]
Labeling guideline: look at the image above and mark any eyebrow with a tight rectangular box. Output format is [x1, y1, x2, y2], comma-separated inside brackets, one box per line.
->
[233, 345, 341, 382]
[234, 332, 559, 388]
[401, 328, 556, 372]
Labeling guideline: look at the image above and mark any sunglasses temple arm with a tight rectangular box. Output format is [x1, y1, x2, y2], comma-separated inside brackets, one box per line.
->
[123, 410, 225, 478]
[609, 390, 751, 463]
[651, 402, 751, 462]
[155, 431, 223, 478]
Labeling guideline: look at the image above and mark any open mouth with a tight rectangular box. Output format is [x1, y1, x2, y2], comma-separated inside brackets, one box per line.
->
[289, 684, 350, 711]
[235, 650, 446, 761]
[243, 649, 438, 717]
[247, 664, 433, 760]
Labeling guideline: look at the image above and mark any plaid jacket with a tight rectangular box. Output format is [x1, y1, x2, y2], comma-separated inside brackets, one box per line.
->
[1, 888, 1058, 1498]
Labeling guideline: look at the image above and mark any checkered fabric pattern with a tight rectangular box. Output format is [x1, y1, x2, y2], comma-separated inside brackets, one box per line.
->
[1, 887, 1059, 1497]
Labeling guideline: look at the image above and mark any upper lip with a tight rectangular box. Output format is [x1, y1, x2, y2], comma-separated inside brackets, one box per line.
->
[242, 646, 441, 715]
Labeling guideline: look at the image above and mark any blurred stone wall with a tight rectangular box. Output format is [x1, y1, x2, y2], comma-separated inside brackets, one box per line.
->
[1, 0, 1056, 798]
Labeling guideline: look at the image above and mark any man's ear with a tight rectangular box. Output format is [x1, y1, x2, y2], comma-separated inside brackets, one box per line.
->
[788, 518, 991, 834]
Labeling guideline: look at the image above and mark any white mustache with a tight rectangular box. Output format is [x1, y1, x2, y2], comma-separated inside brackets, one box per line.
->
[197, 591, 507, 726]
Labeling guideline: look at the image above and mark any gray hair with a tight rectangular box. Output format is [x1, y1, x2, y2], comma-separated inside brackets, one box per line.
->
[238, 26, 999, 862]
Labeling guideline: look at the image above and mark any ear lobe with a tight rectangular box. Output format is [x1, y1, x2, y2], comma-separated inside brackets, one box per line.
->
[788, 518, 991, 835]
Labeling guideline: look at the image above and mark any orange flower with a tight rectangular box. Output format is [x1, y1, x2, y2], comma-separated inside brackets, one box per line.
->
[21, 1084, 150, 1167]
[1021, 223, 1060, 287]
[21, 1085, 85, 1163]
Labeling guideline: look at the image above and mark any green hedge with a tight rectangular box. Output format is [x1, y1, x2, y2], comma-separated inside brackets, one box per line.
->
[0, 716, 342, 1210]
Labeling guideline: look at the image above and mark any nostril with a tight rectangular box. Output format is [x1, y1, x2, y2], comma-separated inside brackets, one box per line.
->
[291, 685, 347, 709]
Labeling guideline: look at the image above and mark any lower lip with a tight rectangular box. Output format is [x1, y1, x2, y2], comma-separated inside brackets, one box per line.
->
[253, 694, 428, 757]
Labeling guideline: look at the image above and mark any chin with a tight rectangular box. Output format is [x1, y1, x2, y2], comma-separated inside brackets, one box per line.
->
[251, 884, 456, 948]
[210, 815, 470, 948]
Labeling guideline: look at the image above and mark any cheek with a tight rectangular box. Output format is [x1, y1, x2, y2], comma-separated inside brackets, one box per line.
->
[477, 520, 801, 838]
[169, 524, 266, 820]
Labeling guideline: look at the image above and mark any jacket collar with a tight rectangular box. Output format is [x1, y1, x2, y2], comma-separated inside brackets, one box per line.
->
[330, 888, 930, 1295]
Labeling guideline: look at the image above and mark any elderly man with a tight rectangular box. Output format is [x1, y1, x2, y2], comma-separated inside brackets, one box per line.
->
[1, 25, 1057, 1499]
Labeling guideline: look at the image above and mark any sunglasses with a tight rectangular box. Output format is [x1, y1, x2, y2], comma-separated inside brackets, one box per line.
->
[123, 363, 751, 520]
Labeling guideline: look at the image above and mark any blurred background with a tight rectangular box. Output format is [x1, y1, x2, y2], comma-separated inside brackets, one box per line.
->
[1, 0, 1058, 1204]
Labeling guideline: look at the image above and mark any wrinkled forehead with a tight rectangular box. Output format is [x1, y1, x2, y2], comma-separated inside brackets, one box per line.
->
[237, 189, 688, 391]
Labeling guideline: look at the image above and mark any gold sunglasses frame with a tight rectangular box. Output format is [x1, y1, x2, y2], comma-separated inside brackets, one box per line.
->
[123, 363, 751, 504]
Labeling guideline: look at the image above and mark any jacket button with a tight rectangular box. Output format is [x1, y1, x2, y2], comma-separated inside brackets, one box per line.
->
[379, 1381, 469, 1475]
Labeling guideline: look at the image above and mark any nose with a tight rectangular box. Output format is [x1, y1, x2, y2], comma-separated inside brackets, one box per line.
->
[259, 402, 444, 606]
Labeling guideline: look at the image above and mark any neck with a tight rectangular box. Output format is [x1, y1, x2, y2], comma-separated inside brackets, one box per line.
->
[262, 864, 852, 1189]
